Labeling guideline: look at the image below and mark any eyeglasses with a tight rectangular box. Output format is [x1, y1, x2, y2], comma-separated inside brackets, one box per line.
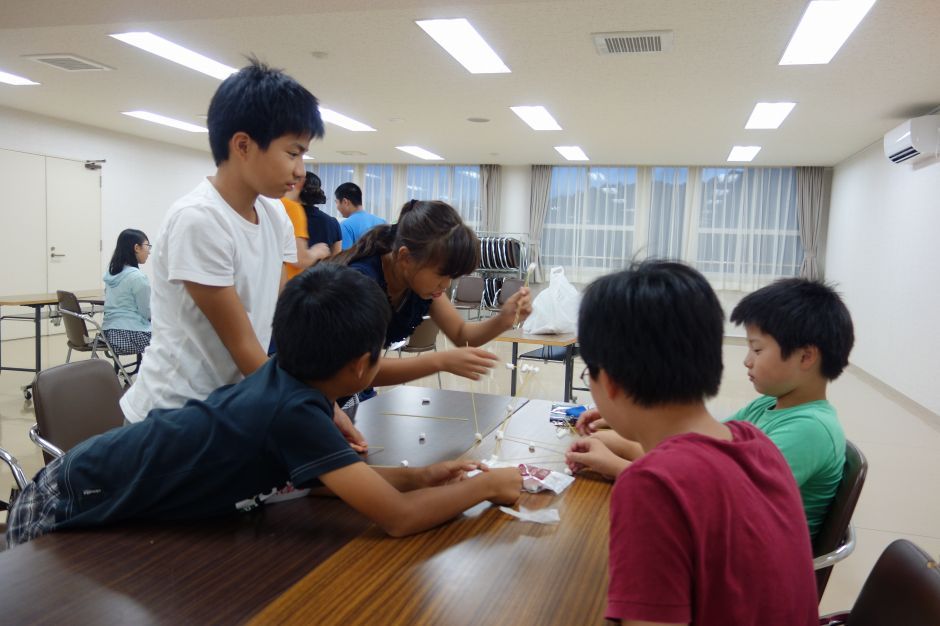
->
[580, 366, 592, 389]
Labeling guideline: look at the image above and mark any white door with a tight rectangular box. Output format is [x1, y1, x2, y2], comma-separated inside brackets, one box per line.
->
[46, 157, 101, 293]
[0, 149, 48, 340]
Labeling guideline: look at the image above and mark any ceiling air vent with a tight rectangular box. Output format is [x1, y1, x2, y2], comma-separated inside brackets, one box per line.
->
[592, 31, 674, 55]
[24, 54, 113, 72]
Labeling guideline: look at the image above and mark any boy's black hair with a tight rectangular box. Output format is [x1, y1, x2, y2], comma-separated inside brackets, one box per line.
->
[108, 228, 148, 276]
[578, 260, 724, 407]
[207, 59, 324, 166]
[730, 278, 854, 380]
[273, 264, 390, 381]
[335, 182, 363, 206]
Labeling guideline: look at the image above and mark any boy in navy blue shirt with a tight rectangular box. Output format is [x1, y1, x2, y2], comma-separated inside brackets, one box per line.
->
[6, 264, 521, 546]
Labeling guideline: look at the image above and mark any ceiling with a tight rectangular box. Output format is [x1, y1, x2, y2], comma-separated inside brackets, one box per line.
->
[1, 0, 938, 166]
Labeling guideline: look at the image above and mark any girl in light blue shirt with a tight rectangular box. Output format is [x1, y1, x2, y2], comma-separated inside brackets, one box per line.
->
[102, 228, 152, 355]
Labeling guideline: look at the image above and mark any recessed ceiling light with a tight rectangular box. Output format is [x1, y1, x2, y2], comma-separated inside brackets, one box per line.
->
[0, 70, 39, 85]
[779, 0, 877, 65]
[727, 146, 761, 162]
[416, 18, 510, 74]
[320, 108, 376, 132]
[511, 106, 562, 131]
[396, 146, 444, 161]
[110, 32, 237, 80]
[122, 110, 208, 133]
[745, 102, 796, 129]
[555, 146, 589, 161]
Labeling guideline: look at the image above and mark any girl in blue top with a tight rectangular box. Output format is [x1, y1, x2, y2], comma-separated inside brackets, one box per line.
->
[337, 199, 532, 387]
[102, 228, 152, 355]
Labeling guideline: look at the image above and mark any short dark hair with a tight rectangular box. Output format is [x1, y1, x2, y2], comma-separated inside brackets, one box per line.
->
[108, 228, 148, 276]
[730, 278, 854, 380]
[207, 59, 324, 166]
[273, 264, 390, 381]
[578, 260, 724, 407]
[334, 200, 479, 279]
[335, 182, 362, 206]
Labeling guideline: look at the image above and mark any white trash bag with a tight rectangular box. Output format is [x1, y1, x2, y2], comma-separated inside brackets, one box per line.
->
[522, 266, 580, 335]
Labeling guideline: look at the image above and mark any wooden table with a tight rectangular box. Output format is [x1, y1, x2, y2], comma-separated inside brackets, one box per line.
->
[492, 328, 579, 401]
[0, 289, 104, 386]
[0, 389, 611, 625]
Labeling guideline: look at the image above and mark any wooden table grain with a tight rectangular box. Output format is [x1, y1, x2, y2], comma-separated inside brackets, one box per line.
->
[0, 392, 612, 625]
[249, 399, 612, 626]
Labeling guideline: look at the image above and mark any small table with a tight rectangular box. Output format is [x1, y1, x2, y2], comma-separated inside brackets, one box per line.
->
[0, 289, 104, 398]
[493, 328, 579, 401]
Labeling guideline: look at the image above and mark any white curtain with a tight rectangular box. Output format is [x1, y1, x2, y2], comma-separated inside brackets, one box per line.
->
[536, 165, 803, 289]
[405, 165, 482, 229]
[308, 163, 356, 219]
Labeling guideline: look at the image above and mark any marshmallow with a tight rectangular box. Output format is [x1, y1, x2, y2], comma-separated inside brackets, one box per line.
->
[400, 460, 409, 467]
[419, 433, 426, 441]
[504, 362, 516, 370]
[528, 442, 536, 452]
[495, 431, 504, 441]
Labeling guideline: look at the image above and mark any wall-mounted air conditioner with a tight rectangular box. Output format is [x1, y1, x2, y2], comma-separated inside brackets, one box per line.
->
[884, 114, 940, 164]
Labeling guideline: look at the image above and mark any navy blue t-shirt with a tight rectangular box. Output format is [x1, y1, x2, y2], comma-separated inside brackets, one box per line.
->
[304, 205, 342, 248]
[349, 254, 432, 347]
[53, 359, 361, 528]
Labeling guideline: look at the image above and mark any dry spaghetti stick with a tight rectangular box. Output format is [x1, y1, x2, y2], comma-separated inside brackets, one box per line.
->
[467, 343, 482, 444]
[512, 262, 537, 328]
[378, 412, 468, 421]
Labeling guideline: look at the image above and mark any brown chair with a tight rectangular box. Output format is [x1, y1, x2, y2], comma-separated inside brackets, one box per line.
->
[451, 276, 485, 320]
[29, 359, 126, 464]
[395, 317, 442, 388]
[813, 439, 868, 601]
[0, 446, 30, 550]
[820, 539, 940, 626]
[57, 290, 136, 386]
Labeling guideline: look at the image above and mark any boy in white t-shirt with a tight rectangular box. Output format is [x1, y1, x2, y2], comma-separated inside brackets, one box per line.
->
[121, 60, 366, 450]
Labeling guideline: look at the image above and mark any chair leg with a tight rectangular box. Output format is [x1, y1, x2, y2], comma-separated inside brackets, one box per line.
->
[65, 346, 72, 363]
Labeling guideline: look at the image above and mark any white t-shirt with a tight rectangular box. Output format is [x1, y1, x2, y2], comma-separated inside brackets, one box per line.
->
[120, 179, 297, 423]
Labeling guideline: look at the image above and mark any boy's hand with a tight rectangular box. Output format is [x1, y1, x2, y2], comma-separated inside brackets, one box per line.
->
[310, 242, 332, 262]
[498, 287, 533, 326]
[440, 347, 499, 380]
[420, 460, 481, 487]
[565, 438, 630, 480]
[333, 404, 368, 453]
[574, 407, 608, 436]
[482, 467, 523, 506]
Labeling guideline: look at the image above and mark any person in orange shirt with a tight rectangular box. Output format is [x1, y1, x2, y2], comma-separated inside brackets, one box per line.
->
[281, 183, 332, 280]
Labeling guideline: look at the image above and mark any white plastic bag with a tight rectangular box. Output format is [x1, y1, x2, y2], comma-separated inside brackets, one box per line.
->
[522, 266, 580, 335]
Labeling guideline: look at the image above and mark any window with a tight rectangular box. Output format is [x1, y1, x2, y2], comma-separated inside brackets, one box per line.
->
[405, 165, 482, 229]
[308, 164, 355, 219]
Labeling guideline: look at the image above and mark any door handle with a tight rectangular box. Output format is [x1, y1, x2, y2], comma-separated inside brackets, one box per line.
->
[50, 253, 67, 258]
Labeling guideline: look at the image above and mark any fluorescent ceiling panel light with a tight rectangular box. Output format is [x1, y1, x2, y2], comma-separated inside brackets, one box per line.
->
[416, 18, 510, 74]
[303, 155, 316, 161]
[110, 32, 237, 80]
[555, 146, 589, 161]
[779, 0, 877, 65]
[0, 70, 39, 85]
[319, 108, 376, 132]
[727, 146, 761, 162]
[510, 105, 562, 131]
[745, 102, 796, 129]
[122, 110, 208, 133]
[396, 146, 444, 160]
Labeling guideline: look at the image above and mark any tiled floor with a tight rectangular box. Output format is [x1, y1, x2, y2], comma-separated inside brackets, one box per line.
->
[2, 330, 938, 614]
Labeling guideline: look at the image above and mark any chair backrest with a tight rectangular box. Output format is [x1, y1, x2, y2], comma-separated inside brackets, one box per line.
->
[847, 539, 940, 626]
[453, 276, 485, 304]
[498, 278, 524, 306]
[56, 290, 91, 346]
[33, 359, 125, 457]
[403, 317, 439, 352]
[813, 439, 868, 598]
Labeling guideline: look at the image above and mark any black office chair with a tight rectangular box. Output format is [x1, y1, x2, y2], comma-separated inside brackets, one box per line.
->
[820, 539, 940, 626]
[813, 439, 868, 602]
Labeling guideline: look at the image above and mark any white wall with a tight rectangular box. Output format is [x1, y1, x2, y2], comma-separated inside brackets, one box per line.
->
[0, 105, 213, 280]
[827, 140, 940, 414]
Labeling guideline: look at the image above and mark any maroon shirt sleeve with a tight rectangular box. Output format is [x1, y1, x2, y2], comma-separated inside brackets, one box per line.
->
[607, 468, 693, 623]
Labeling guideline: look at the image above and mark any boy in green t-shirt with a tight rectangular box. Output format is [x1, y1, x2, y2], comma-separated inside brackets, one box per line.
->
[569, 278, 855, 539]
[728, 278, 854, 538]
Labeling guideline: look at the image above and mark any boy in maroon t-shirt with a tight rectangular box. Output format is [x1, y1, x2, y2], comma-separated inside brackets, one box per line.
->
[566, 261, 817, 626]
